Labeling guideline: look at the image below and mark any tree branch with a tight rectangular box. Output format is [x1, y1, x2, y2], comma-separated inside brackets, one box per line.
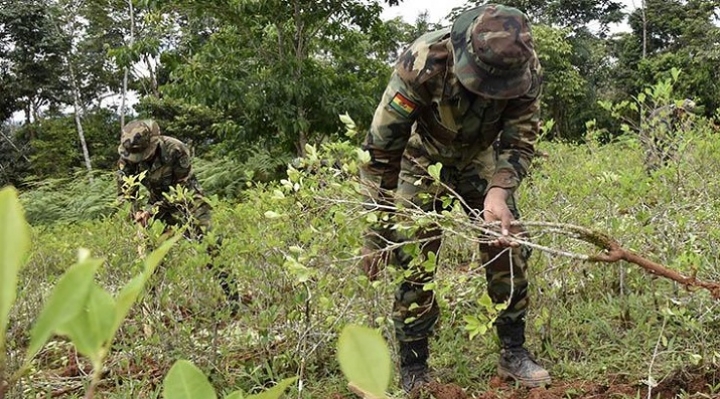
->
[318, 194, 720, 299]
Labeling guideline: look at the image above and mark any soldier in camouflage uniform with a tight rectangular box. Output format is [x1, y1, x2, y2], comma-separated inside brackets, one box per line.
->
[643, 99, 699, 172]
[116, 119, 240, 314]
[359, 5, 550, 391]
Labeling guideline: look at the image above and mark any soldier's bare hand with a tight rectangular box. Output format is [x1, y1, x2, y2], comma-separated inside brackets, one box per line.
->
[483, 188, 520, 248]
[134, 211, 151, 227]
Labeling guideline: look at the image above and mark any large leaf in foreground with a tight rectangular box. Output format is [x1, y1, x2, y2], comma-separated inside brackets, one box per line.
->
[163, 359, 217, 399]
[0, 187, 30, 352]
[337, 324, 391, 399]
[55, 283, 116, 362]
[26, 257, 101, 361]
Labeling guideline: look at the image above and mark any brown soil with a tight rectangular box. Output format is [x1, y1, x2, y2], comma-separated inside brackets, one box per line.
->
[409, 381, 470, 399]
[336, 365, 720, 399]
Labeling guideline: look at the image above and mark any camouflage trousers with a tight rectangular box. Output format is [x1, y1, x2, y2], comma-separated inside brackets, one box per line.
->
[154, 199, 213, 240]
[365, 157, 531, 343]
[641, 132, 678, 173]
[153, 202, 240, 309]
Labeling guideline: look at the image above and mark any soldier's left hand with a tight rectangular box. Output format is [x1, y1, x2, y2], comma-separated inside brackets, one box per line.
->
[483, 188, 520, 248]
[360, 246, 391, 281]
[134, 211, 151, 227]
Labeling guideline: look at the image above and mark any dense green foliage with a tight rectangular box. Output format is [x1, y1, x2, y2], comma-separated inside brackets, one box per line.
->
[1, 0, 718, 185]
[2, 0, 720, 397]
[611, 0, 720, 114]
[3, 117, 720, 396]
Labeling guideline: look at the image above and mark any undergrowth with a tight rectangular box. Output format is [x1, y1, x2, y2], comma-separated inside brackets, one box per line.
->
[4, 118, 720, 398]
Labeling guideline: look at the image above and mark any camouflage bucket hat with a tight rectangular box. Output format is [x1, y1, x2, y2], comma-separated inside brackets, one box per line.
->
[679, 99, 703, 115]
[118, 119, 161, 163]
[450, 4, 535, 99]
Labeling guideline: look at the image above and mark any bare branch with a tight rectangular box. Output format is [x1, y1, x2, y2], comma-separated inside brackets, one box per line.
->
[317, 190, 720, 299]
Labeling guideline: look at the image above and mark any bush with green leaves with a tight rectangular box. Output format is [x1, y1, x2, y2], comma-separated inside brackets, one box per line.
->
[5, 103, 720, 398]
[18, 171, 117, 225]
[0, 186, 179, 398]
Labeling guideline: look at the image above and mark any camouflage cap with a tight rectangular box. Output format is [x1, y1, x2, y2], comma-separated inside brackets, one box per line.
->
[118, 119, 161, 163]
[450, 4, 535, 99]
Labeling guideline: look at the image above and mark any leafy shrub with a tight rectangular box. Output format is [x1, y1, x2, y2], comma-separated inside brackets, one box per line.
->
[193, 145, 293, 200]
[6, 110, 720, 398]
[18, 171, 117, 225]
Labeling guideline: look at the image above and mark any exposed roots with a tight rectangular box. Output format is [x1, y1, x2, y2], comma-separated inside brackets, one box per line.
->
[518, 221, 720, 299]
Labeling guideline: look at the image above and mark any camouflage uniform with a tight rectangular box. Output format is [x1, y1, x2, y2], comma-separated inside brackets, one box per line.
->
[117, 119, 239, 313]
[360, 4, 549, 391]
[117, 122, 210, 234]
[643, 99, 698, 172]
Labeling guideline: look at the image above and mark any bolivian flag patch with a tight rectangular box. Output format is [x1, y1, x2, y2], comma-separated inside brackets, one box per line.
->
[389, 92, 417, 118]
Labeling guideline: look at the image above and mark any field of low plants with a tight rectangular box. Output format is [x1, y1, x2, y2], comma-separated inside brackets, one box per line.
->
[2, 115, 720, 399]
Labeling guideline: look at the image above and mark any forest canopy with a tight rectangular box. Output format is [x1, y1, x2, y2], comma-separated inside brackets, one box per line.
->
[1, 0, 718, 187]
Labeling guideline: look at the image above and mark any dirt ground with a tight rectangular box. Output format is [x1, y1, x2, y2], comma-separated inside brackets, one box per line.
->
[428, 366, 719, 399]
[40, 350, 720, 398]
[335, 366, 720, 399]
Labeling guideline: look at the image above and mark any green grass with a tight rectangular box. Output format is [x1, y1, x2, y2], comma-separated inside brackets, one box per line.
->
[4, 124, 720, 398]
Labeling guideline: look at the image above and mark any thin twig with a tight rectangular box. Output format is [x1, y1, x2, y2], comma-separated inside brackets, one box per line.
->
[645, 315, 668, 399]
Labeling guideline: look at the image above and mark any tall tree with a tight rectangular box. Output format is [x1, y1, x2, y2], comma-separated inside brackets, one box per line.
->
[44, 0, 127, 172]
[531, 25, 586, 139]
[455, 0, 624, 35]
[0, 0, 67, 125]
[610, 0, 720, 113]
[139, 0, 407, 157]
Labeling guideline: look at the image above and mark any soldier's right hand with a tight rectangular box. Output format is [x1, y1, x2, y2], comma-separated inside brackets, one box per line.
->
[484, 187, 520, 248]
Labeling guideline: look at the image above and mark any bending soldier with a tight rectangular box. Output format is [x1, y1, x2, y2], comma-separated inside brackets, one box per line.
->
[643, 99, 700, 171]
[359, 4, 550, 392]
[116, 119, 240, 315]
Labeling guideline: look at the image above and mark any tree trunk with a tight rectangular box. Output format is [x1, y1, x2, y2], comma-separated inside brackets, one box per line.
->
[68, 62, 93, 174]
[296, 121, 308, 157]
[24, 103, 31, 125]
[641, 0, 647, 59]
[120, 0, 135, 128]
[293, 0, 308, 157]
[144, 55, 160, 98]
[31, 99, 40, 123]
[638, 0, 648, 147]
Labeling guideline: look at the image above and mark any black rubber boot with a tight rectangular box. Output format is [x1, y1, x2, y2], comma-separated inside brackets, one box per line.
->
[496, 322, 551, 388]
[207, 264, 240, 317]
[399, 338, 431, 392]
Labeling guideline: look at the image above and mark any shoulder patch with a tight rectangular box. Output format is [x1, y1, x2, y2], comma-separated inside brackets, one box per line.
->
[389, 92, 418, 118]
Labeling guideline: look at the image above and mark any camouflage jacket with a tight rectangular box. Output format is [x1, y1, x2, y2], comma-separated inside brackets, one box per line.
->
[646, 104, 693, 139]
[116, 135, 204, 212]
[361, 28, 542, 195]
